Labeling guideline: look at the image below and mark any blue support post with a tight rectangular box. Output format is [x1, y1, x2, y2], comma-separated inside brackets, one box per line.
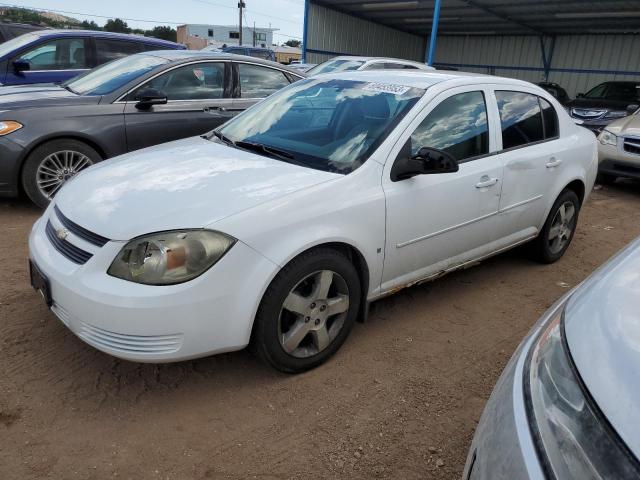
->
[426, 0, 442, 66]
[302, 0, 310, 63]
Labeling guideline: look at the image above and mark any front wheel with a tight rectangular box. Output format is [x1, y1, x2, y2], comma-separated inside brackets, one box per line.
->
[22, 139, 102, 208]
[252, 248, 361, 373]
[533, 189, 581, 263]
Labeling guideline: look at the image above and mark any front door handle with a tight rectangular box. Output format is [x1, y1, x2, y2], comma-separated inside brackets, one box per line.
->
[475, 176, 499, 188]
[546, 157, 562, 168]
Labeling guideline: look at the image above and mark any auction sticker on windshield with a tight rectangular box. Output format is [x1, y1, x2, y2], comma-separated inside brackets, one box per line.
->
[362, 82, 411, 95]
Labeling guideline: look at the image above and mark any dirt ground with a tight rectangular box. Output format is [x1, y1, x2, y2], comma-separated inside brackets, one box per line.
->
[1, 181, 640, 480]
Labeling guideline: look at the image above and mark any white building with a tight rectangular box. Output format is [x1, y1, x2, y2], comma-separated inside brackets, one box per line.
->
[177, 24, 278, 49]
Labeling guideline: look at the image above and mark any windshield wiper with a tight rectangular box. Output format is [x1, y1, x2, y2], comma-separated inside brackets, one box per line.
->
[63, 84, 79, 95]
[207, 130, 236, 145]
[235, 141, 307, 166]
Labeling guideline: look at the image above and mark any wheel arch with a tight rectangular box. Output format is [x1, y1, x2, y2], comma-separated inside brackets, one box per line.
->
[248, 240, 373, 345]
[17, 134, 109, 192]
[565, 178, 586, 206]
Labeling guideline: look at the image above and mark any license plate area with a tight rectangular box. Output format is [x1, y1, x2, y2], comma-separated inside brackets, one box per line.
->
[29, 260, 52, 308]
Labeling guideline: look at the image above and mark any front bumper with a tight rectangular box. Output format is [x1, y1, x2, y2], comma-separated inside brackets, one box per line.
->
[462, 300, 567, 480]
[0, 136, 24, 197]
[598, 141, 640, 179]
[28, 208, 278, 363]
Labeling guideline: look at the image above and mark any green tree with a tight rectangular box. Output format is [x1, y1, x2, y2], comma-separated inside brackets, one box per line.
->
[81, 20, 102, 31]
[284, 39, 301, 48]
[104, 18, 130, 33]
[146, 26, 177, 42]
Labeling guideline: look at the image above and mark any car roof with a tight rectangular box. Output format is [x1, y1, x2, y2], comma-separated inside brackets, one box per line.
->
[224, 46, 272, 51]
[31, 29, 180, 46]
[329, 56, 425, 64]
[321, 69, 530, 90]
[138, 50, 307, 75]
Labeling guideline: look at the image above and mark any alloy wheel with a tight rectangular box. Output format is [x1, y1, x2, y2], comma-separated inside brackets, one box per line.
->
[278, 270, 350, 358]
[548, 201, 576, 255]
[36, 150, 94, 199]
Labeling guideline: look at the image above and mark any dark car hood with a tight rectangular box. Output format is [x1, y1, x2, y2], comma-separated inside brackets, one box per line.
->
[0, 84, 100, 110]
[566, 97, 636, 111]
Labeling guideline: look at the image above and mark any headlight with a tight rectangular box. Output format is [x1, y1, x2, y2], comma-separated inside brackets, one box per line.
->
[604, 110, 627, 119]
[597, 129, 617, 146]
[107, 230, 236, 285]
[525, 308, 638, 478]
[0, 121, 23, 136]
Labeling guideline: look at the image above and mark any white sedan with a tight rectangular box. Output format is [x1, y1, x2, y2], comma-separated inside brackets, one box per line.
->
[28, 70, 597, 372]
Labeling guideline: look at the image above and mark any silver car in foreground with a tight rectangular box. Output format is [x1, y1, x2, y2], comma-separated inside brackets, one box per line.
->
[464, 237, 640, 479]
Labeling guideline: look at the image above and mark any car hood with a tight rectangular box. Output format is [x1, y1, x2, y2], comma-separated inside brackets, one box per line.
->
[0, 84, 100, 109]
[565, 238, 640, 456]
[54, 136, 340, 240]
[601, 114, 640, 137]
[566, 97, 635, 112]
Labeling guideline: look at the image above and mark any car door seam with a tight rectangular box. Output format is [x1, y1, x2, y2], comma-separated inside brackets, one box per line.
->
[396, 210, 499, 249]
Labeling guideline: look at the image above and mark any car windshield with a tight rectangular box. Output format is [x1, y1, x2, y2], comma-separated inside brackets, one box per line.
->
[308, 59, 365, 75]
[0, 32, 37, 58]
[217, 78, 424, 174]
[584, 82, 640, 101]
[63, 54, 169, 96]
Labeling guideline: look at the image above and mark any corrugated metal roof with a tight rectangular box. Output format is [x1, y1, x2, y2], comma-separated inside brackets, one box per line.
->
[314, 0, 640, 36]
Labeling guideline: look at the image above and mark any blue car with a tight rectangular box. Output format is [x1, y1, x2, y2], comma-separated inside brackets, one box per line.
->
[0, 29, 185, 86]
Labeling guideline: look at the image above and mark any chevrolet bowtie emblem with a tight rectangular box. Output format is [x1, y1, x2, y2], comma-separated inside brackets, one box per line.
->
[56, 228, 69, 240]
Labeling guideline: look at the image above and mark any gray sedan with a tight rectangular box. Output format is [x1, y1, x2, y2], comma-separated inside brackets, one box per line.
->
[0, 50, 305, 207]
[464, 237, 640, 479]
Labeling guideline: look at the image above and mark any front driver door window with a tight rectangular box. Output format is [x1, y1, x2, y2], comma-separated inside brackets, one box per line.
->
[381, 89, 504, 292]
[124, 62, 234, 152]
[6, 38, 89, 85]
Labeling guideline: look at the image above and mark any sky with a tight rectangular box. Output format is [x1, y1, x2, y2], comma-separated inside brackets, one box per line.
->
[3, 0, 305, 43]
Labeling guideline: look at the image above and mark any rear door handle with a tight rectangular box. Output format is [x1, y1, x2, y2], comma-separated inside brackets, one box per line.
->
[546, 157, 562, 168]
[475, 177, 499, 188]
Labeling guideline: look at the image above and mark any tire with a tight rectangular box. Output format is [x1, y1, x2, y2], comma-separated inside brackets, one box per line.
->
[252, 247, 361, 373]
[596, 173, 617, 185]
[22, 139, 102, 209]
[533, 189, 581, 264]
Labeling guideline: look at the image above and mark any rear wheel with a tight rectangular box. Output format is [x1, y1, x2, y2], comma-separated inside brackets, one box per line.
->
[22, 139, 101, 208]
[533, 189, 580, 263]
[252, 248, 361, 373]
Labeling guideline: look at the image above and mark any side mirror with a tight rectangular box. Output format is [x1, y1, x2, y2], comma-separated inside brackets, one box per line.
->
[576, 92, 584, 98]
[135, 88, 168, 110]
[12, 59, 30, 74]
[626, 104, 639, 115]
[391, 142, 459, 182]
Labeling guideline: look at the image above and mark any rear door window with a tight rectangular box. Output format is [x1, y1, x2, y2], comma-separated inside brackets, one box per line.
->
[95, 39, 143, 64]
[238, 63, 290, 98]
[496, 91, 544, 149]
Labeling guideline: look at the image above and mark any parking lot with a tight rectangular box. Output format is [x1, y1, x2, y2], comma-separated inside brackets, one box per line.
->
[0, 180, 637, 479]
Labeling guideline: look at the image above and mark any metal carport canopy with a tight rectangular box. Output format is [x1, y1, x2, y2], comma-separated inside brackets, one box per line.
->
[302, 0, 640, 88]
[310, 0, 640, 36]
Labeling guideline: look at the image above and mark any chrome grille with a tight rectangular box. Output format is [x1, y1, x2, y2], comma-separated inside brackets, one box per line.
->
[79, 322, 183, 355]
[45, 220, 93, 264]
[623, 137, 640, 155]
[571, 108, 606, 120]
[54, 205, 110, 247]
